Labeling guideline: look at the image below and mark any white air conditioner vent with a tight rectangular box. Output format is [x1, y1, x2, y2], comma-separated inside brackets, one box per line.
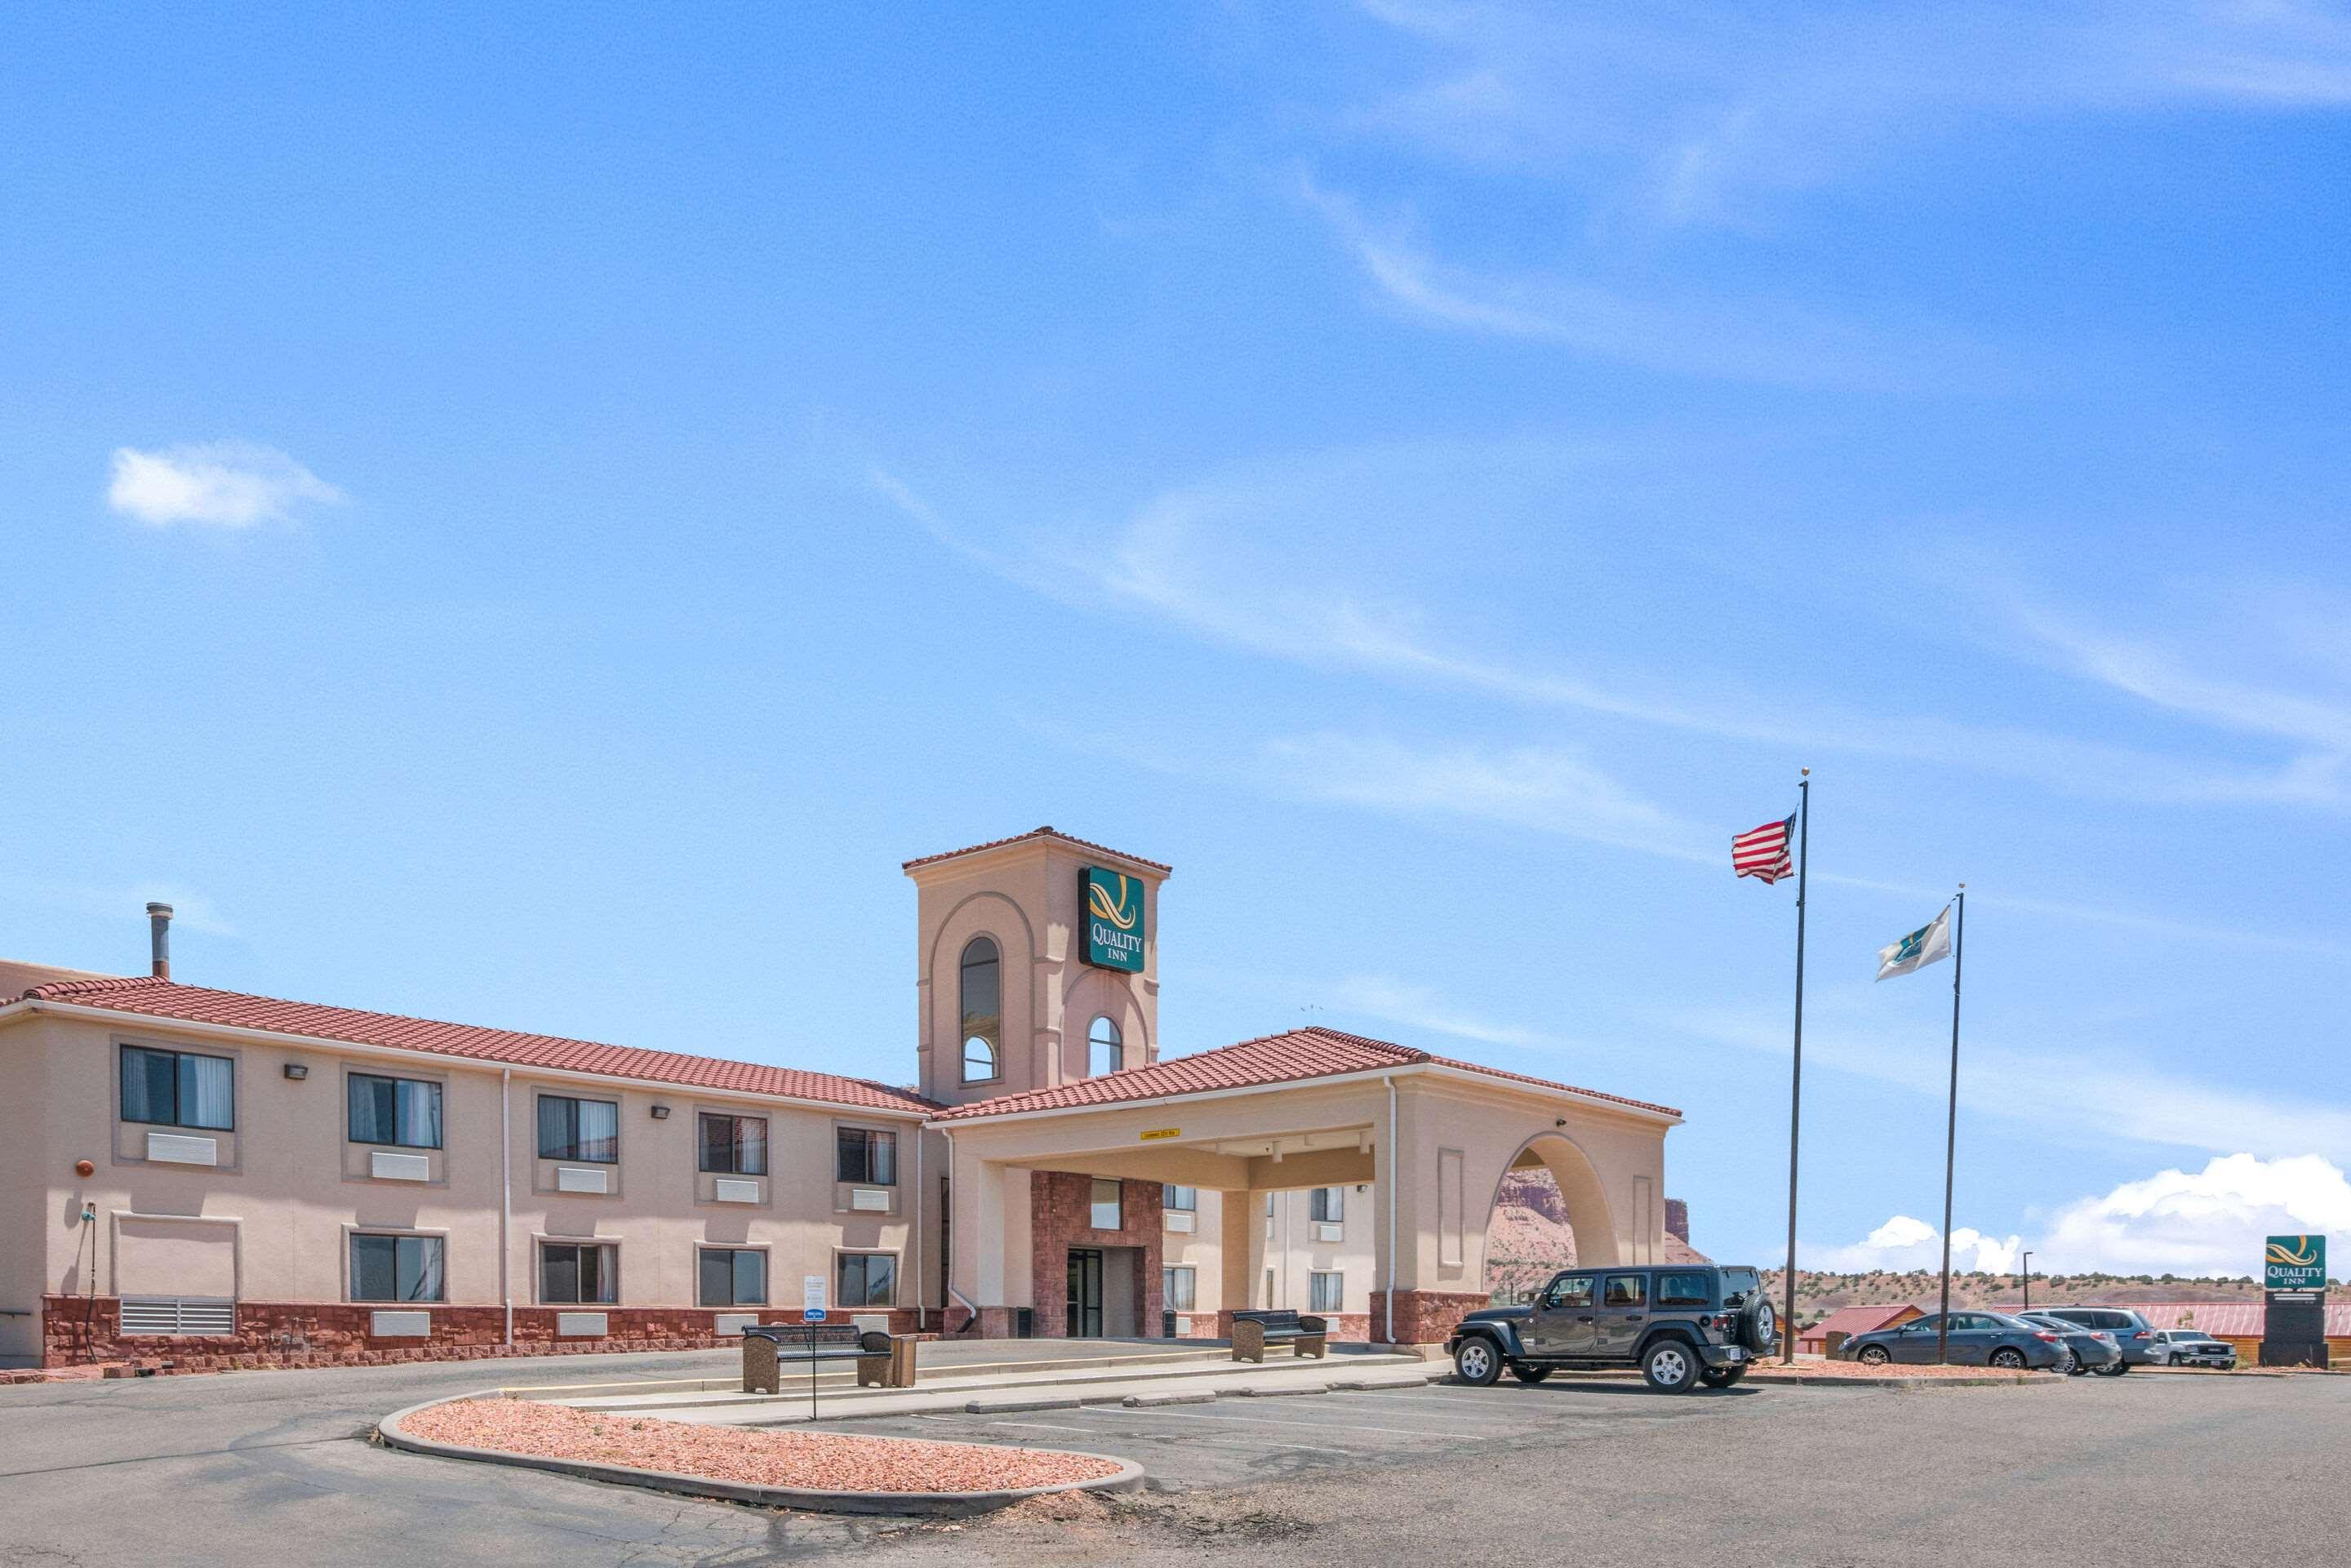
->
[371, 1151, 432, 1182]
[119, 1297, 235, 1337]
[556, 1166, 610, 1194]
[1164, 1210, 1197, 1234]
[145, 1132, 219, 1166]
[713, 1178, 761, 1205]
[713, 1313, 759, 1336]
[1313, 1222, 1344, 1244]
[369, 1310, 430, 1338]
[850, 1187, 891, 1212]
[557, 1312, 608, 1337]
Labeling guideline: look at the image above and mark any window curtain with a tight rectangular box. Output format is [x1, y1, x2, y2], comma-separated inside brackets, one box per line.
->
[397, 1079, 442, 1148]
[736, 1117, 767, 1176]
[121, 1047, 174, 1123]
[179, 1053, 233, 1130]
[576, 1099, 619, 1162]
[733, 1250, 766, 1305]
[349, 1076, 393, 1144]
[398, 1236, 445, 1302]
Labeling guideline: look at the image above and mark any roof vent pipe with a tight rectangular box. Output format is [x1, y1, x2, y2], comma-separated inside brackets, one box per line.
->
[146, 903, 173, 979]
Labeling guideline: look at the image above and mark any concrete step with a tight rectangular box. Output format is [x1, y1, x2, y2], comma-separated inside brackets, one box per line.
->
[549, 1352, 1437, 1426]
[517, 1345, 1233, 1405]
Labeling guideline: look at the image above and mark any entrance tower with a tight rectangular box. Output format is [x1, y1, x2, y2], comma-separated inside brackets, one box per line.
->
[903, 828, 1169, 1108]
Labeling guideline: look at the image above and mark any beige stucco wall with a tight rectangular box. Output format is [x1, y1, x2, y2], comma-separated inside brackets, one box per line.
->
[909, 839, 1163, 1106]
[941, 1068, 1673, 1330]
[0, 1009, 936, 1352]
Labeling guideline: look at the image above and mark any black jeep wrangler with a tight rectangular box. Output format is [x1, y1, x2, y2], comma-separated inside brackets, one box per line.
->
[1447, 1264, 1777, 1393]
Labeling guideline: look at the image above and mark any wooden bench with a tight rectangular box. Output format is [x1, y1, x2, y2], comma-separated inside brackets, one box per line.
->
[1230, 1309, 1329, 1363]
[740, 1324, 909, 1393]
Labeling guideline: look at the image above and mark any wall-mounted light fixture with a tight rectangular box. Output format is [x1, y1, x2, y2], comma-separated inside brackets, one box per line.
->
[1554, 1117, 1567, 1128]
[650, 1104, 671, 1120]
[74, 1159, 95, 1179]
[283, 1064, 309, 1081]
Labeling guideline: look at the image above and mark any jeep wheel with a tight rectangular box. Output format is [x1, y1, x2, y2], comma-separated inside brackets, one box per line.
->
[1739, 1293, 1778, 1355]
[1453, 1337, 1503, 1387]
[1642, 1340, 1698, 1393]
[1857, 1344, 1892, 1367]
[1510, 1364, 1552, 1384]
[1989, 1348, 2028, 1370]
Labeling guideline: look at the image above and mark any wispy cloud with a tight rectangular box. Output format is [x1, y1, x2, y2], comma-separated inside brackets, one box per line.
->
[1669, 1000, 2351, 1160]
[1327, 972, 1553, 1048]
[1339, 0, 2351, 227]
[1804, 1213, 2021, 1275]
[1261, 731, 1706, 863]
[1298, 175, 2007, 392]
[108, 442, 344, 528]
[2038, 1153, 2351, 1277]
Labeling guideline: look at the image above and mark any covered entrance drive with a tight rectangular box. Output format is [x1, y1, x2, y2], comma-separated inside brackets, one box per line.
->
[934, 1026, 1680, 1346]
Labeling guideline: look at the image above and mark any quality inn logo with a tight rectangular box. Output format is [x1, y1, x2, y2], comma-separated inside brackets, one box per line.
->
[1087, 873, 1140, 931]
[1082, 867, 1145, 974]
[2268, 1237, 2321, 1268]
[2264, 1233, 2327, 1290]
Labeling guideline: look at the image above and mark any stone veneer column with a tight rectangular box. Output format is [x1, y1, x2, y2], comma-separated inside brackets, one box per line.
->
[1028, 1172, 1164, 1338]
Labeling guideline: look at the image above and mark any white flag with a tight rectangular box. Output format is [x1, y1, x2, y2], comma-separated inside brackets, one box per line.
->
[1875, 908, 1952, 981]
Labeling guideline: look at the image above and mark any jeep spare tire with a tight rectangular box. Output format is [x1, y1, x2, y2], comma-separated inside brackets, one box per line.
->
[1740, 1293, 1777, 1354]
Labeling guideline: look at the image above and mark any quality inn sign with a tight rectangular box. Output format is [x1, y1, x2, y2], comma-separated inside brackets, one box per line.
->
[2264, 1235, 2327, 1290]
[1082, 867, 1145, 973]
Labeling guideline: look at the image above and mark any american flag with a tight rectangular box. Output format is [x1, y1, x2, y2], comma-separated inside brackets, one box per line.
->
[1732, 814, 1795, 883]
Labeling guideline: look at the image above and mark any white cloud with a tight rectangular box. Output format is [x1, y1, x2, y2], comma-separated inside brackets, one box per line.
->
[1260, 731, 1705, 864]
[1327, 972, 1550, 1048]
[108, 442, 344, 527]
[1807, 1213, 2022, 1274]
[1338, 0, 2351, 226]
[1670, 1000, 2351, 1162]
[2038, 1153, 2351, 1278]
[1298, 175, 2007, 392]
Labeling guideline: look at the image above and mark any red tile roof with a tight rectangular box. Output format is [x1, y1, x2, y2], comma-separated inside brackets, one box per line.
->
[1797, 1303, 1921, 1344]
[7, 975, 936, 1114]
[932, 1025, 1681, 1121]
[901, 826, 1172, 875]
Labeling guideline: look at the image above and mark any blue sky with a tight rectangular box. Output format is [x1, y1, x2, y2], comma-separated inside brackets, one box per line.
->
[5, 2, 2349, 1277]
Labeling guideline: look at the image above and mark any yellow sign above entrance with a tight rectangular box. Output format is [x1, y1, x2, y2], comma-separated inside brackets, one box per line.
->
[1139, 1128, 1180, 1142]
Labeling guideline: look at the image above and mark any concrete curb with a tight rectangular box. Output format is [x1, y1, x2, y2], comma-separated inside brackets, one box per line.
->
[1122, 1391, 1217, 1407]
[963, 1396, 1084, 1415]
[376, 1393, 1144, 1518]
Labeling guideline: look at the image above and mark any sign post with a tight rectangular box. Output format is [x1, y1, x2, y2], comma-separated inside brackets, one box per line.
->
[2260, 1235, 2329, 1369]
[802, 1275, 830, 1418]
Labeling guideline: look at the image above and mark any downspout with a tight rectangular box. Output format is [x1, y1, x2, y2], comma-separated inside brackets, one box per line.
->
[941, 1129, 979, 1330]
[500, 1069, 513, 1348]
[1384, 1075, 1398, 1345]
[912, 1124, 924, 1332]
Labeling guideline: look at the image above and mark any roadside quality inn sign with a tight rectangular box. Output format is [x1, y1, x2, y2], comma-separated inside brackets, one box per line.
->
[2264, 1235, 2327, 1290]
[1082, 866, 1145, 973]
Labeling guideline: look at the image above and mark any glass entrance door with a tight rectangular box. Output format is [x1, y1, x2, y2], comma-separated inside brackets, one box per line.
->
[1066, 1248, 1105, 1338]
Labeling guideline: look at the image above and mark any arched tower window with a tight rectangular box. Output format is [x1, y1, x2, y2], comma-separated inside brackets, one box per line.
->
[959, 936, 1001, 1083]
[1087, 1015, 1122, 1077]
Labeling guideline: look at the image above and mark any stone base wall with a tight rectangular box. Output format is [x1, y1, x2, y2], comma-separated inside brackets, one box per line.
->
[38, 1295, 921, 1373]
[1027, 1171, 1164, 1339]
[1368, 1289, 1490, 1345]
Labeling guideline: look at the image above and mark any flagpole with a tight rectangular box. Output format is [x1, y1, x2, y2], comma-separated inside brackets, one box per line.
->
[1934, 885, 1966, 1366]
[1781, 769, 1809, 1364]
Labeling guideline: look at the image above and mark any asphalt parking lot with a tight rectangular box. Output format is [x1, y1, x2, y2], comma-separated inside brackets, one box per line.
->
[810, 1375, 1739, 1491]
[2, 1356, 2345, 1567]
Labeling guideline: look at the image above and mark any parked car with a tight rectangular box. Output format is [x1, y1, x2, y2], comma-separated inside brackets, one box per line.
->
[2015, 1311, 2122, 1375]
[1838, 1311, 2071, 1370]
[2037, 1306, 2158, 1368]
[1447, 1263, 1778, 1393]
[2145, 1329, 2238, 1369]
